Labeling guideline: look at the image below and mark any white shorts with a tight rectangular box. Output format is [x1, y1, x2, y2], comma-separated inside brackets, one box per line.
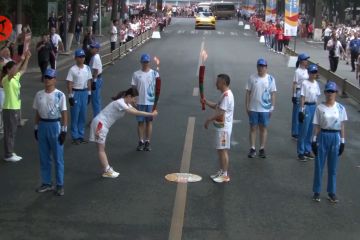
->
[215, 130, 231, 150]
[89, 119, 109, 145]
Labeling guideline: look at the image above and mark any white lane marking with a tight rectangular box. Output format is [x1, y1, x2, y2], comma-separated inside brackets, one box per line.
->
[217, 31, 224, 35]
[231, 140, 239, 146]
[193, 87, 199, 96]
[230, 32, 238, 36]
[243, 32, 250, 36]
[168, 117, 196, 240]
[233, 119, 242, 124]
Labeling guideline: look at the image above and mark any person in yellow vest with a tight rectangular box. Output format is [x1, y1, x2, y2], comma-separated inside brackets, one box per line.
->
[1, 51, 31, 162]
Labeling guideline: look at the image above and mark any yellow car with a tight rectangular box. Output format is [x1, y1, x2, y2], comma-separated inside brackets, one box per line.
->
[195, 12, 216, 29]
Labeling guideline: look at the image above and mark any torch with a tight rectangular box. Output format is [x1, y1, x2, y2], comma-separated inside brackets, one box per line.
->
[199, 49, 208, 111]
[152, 56, 161, 111]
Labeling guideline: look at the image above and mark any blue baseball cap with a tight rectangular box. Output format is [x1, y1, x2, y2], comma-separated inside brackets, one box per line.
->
[44, 68, 56, 78]
[298, 53, 310, 61]
[324, 81, 338, 92]
[307, 64, 318, 73]
[90, 42, 100, 49]
[74, 49, 86, 57]
[140, 53, 150, 63]
[257, 58, 267, 66]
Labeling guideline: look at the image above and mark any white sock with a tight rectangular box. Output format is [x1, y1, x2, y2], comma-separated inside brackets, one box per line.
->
[222, 171, 228, 176]
[105, 165, 111, 172]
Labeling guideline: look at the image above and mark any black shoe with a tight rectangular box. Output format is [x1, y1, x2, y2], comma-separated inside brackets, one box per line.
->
[248, 148, 256, 158]
[144, 141, 152, 151]
[298, 154, 307, 161]
[258, 149, 266, 158]
[312, 193, 321, 202]
[55, 186, 64, 196]
[72, 139, 80, 145]
[36, 184, 53, 193]
[136, 141, 145, 151]
[304, 152, 315, 160]
[79, 138, 88, 144]
[327, 193, 339, 203]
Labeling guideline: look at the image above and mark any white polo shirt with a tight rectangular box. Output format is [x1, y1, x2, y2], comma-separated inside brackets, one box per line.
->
[131, 69, 159, 105]
[246, 73, 277, 112]
[96, 98, 132, 128]
[293, 68, 309, 89]
[33, 89, 67, 119]
[313, 102, 348, 130]
[66, 64, 92, 89]
[300, 80, 321, 103]
[90, 53, 103, 75]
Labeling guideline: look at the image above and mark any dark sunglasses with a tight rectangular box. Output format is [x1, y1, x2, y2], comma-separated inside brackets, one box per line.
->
[44, 76, 54, 80]
[325, 90, 336, 93]
[76, 55, 85, 58]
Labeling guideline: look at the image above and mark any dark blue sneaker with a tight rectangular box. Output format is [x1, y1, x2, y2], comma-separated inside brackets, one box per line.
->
[36, 184, 53, 193]
[298, 154, 307, 161]
[312, 193, 320, 202]
[136, 141, 145, 151]
[328, 193, 339, 203]
[259, 149, 266, 158]
[248, 148, 256, 158]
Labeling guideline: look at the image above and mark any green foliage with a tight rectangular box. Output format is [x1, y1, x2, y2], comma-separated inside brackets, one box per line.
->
[24, 0, 48, 36]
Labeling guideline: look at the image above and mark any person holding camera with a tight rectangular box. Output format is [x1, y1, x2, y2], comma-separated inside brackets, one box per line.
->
[327, 31, 344, 73]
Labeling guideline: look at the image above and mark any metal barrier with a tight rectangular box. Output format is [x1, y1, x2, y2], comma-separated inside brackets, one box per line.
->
[102, 29, 154, 67]
[285, 47, 360, 103]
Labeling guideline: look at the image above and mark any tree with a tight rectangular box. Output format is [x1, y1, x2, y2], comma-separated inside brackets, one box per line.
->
[111, 0, 118, 20]
[67, 0, 80, 50]
[87, 0, 96, 27]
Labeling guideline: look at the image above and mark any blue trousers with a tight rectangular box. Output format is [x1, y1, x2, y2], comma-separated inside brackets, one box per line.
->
[38, 121, 64, 186]
[291, 89, 301, 137]
[312, 131, 340, 194]
[70, 90, 88, 140]
[91, 77, 103, 118]
[297, 104, 316, 155]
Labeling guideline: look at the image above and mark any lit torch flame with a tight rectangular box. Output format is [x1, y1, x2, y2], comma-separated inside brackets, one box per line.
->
[154, 56, 160, 71]
[201, 49, 208, 65]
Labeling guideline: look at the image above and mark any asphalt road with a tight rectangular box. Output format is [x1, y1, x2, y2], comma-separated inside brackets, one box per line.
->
[0, 18, 360, 240]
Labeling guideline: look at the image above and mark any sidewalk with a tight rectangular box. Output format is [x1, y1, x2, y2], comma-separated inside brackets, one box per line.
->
[26, 27, 111, 74]
[290, 38, 359, 87]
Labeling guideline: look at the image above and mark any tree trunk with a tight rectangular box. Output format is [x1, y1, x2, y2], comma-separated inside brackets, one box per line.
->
[87, 0, 96, 27]
[111, 0, 118, 20]
[157, 0, 162, 12]
[67, 0, 80, 50]
[120, 0, 126, 19]
[146, 0, 150, 13]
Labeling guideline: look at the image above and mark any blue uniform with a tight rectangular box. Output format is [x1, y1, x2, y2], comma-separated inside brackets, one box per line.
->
[297, 79, 320, 155]
[33, 89, 67, 186]
[312, 102, 347, 194]
[66, 64, 92, 141]
[90, 53, 103, 117]
[292, 68, 309, 138]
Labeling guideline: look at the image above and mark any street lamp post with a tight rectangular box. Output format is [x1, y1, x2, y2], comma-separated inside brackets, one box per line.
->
[99, 0, 102, 36]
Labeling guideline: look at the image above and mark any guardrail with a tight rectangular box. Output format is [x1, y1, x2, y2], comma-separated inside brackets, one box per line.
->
[102, 30, 153, 67]
[285, 47, 360, 103]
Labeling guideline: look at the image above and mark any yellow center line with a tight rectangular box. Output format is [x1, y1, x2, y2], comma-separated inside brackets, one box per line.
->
[168, 117, 196, 240]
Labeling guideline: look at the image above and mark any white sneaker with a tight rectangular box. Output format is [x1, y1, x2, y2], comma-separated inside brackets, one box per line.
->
[4, 154, 22, 162]
[212, 173, 230, 183]
[102, 167, 119, 178]
[210, 170, 222, 179]
[12, 153, 22, 160]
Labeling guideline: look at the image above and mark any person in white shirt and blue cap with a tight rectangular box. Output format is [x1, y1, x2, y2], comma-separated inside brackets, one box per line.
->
[89, 42, 103, 117]
[33, 68, 68, 196]
[297, 64, 320, 161]
[311, 81, 347, 203]
[291, 53, 310, 140]
[66, 49, 92, 145]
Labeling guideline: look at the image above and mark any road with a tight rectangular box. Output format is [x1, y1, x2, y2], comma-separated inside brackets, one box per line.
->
[0, 18, 360, 240]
